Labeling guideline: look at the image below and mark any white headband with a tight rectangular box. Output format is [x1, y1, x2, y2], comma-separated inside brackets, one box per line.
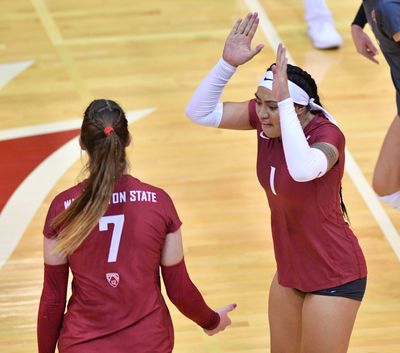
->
[258, 70, 338, 125]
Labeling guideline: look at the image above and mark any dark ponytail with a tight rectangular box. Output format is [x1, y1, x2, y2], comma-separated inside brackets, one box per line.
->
[286, 64, 322, 109]
[339, 186, 350, 222]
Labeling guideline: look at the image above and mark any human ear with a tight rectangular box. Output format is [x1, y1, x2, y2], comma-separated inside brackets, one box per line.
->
[294, 104, 307, 116]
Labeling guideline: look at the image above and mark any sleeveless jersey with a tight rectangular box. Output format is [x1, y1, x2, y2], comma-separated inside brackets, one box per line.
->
[43, 175, 181, 353]
[248, 99, 367, 291]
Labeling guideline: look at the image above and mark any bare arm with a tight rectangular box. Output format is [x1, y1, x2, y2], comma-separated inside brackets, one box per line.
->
[161, 228, 236, 335]
[219, 101, 253, 130]
[43, 237, 67, 265]
[350, 4, 379, 64]
[161, 228, 184, 266]
[311, 142, 339, 172]
[351, 24, 379, 64]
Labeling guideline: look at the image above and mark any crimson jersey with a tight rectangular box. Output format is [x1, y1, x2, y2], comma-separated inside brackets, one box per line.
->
[43, 175, 182, 353]
[248, 99, 367, 291]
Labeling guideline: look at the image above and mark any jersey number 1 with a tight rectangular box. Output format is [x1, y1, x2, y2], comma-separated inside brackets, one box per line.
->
[99, 215, 125, 263]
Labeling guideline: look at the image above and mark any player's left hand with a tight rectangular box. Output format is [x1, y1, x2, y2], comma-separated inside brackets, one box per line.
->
[271, 43, 290, 102]
[203, 303, 236, 336]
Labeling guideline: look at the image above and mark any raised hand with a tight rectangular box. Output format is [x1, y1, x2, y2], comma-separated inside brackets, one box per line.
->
[351, 25, 379, 64]
[203, 303, 237, 336]
[222, 12, 264, 67]
[271, 43, 290, 102]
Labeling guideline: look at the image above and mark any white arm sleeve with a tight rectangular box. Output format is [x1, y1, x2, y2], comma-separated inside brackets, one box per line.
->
[185, 58, 236, 127]
[278, 97, 328, 182]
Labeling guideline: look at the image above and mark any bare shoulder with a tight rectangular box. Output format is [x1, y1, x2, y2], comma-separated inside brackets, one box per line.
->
[219, 101, 253, 130]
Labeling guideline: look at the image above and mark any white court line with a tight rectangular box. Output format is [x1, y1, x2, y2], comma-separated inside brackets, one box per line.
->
[0, 108, 155, 269]
[345, 151, 400, 258]
[0, 107, 155, 141]
[0, 119, 83, 141]
[0, 60, 34, 90]
[243, 1, 294, 64]
[244, 0, 400, 260]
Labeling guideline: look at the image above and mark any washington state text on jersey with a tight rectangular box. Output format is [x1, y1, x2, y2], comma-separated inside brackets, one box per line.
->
[63, 190, 157, 209]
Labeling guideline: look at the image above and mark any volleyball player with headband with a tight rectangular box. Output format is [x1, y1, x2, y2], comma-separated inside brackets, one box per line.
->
[185, 12, 367, 353]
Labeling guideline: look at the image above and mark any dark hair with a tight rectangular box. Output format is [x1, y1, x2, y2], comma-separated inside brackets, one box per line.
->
[53, 99, 130, 256]
[267, 63, 323, 111]
[267, 64, 349, 221]
[339, 186, 349, 222]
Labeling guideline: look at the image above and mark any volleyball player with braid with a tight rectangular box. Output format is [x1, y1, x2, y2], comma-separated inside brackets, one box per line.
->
[186, 13, 367, 353]
[37, 99, 235, 353]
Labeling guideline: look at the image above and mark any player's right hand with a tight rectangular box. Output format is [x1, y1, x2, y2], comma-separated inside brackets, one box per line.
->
[351, 25, 379, 64]
[222, 12, 264, 67]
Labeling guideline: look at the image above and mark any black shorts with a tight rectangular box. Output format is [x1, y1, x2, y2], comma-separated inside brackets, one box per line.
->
[297, 277, 367, 301]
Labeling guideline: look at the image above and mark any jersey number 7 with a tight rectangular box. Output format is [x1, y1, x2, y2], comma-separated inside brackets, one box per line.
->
[99, 215, 125, 263]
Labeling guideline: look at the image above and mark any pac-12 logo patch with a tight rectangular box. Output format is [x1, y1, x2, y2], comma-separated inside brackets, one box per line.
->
[106, 273, 120, 288]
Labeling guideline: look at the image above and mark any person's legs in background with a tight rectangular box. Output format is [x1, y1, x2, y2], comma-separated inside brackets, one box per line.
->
[373, 115, 400, 209]
[304, 0, 343, 49]
[365, 0, 400, 209]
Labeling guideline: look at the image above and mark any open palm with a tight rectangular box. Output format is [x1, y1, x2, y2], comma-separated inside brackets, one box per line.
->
[222, 12, 264, 67]
[271, 43, 290, 102]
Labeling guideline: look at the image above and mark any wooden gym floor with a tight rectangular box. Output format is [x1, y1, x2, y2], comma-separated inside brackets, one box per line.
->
[0, 1, 399, 352]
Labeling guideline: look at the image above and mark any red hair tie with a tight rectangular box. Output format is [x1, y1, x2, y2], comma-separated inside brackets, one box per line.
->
[104, 126, 114, 136]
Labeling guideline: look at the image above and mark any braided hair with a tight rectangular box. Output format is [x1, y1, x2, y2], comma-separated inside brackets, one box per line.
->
[267, 64, 349, 221]
[267, 63, 322, 108]
[53, 99, 130, 256]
